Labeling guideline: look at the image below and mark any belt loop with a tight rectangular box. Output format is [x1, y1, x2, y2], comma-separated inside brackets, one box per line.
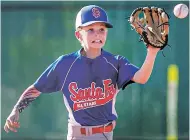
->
[86, 127, 92, 136]
[86, 128, 89, 136]
[103, 124, 106, 132]
[89, 127, 92, 135]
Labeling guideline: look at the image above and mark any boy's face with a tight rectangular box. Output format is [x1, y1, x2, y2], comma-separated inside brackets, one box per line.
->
[76, 22, 108, 49]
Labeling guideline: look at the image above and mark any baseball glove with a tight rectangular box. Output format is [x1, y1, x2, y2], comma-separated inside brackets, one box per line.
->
[129, 7, 170, 50]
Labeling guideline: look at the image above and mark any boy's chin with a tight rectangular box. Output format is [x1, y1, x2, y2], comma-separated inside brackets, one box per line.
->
[90, 45, 104, 49]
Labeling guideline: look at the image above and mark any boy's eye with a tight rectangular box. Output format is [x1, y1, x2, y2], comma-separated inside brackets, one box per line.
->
[88, 28, 94, 32]
[100, 28, 105, 32]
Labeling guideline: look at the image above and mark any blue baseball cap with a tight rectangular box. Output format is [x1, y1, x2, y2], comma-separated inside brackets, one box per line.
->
[75, 5, 113, 30]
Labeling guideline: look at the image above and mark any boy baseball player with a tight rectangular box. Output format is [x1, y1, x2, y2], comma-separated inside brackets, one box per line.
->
[4, 5, 160, 140]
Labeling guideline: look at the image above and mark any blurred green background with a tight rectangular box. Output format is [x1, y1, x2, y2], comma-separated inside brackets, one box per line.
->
[1, 1, 189, 140]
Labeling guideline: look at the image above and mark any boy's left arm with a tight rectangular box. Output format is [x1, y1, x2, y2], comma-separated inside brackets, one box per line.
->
[132, 45, 160, 84]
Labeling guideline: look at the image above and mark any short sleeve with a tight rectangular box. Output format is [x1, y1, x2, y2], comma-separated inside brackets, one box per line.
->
[117, 56, 139, 90]
[33, 57, 62, 93]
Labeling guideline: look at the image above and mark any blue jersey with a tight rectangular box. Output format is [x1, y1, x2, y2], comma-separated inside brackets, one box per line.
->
[33, 49, 139, 126]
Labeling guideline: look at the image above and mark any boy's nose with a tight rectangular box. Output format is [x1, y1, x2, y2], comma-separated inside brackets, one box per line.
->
[94, 30, 101, 36]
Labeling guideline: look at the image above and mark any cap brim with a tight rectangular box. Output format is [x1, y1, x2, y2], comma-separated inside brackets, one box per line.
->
[79, 21, 113, 28]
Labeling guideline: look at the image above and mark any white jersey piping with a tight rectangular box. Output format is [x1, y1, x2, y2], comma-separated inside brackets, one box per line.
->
[60, 56, 80, 91]
[103, 57, 118, 73]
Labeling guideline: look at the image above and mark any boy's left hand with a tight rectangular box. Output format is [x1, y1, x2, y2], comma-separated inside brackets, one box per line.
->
[129, 7, 169, 51]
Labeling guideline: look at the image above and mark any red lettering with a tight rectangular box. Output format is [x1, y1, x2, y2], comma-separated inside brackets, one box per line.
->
[78, 88, 85, 101]
[103, 79, 112, 98]
[69, 82, 80, 102]
[95, 87, 103, 99]
[84, 88, 91, 100]
[69, 79, 117, 111]
[110, 84, 116, 95]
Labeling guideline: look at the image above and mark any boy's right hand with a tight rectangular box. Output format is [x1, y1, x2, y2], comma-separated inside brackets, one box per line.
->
[4, 108, 20, 133]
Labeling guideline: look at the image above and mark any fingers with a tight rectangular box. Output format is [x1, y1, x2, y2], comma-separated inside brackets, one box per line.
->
[8, 120, 20, 128]
[143, 6, 169, 41]
[151, 7, 159, 28]
[4, 120, 20, 133]
[4, 124, 9, 133]
[129, 7, 144, 35]
[12, 121, 20, 128]
[156, 8, 169, 42]
[157, 8, 164, 33]
[160, 8, 169, 36]
[143, 7, 153, 27]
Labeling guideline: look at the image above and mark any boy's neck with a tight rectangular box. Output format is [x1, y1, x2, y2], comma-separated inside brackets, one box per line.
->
[82, 48, 102, 59]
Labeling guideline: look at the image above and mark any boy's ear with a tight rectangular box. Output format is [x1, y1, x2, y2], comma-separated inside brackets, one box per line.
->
[75, 31, 82, 41]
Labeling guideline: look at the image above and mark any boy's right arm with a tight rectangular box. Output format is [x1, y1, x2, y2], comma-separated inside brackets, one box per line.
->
[4, 85, 41, 133]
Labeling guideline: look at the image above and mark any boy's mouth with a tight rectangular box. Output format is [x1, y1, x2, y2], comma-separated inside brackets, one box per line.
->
[92, 40, 102, 43]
